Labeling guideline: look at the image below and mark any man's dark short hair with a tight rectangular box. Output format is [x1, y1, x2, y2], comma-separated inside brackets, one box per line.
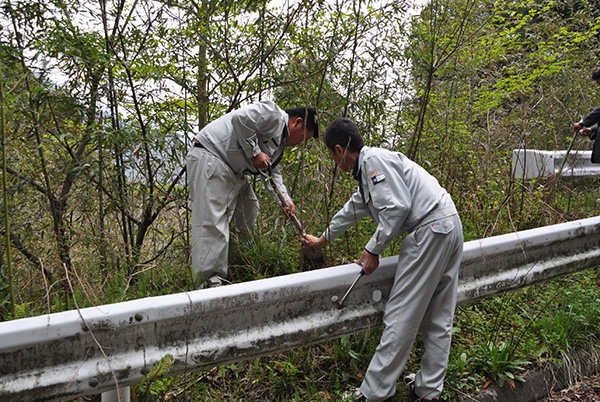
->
[323, 118, 365, 153]
[286, 107, 319, 138]
[592, 68, 600, 81]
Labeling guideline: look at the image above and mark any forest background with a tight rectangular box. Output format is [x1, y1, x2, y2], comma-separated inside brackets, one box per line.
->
[1, 0, 600, 400]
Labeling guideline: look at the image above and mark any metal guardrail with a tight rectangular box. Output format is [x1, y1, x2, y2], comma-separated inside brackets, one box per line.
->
[1, 216, 600, 402]
[512, 149, 600, 179]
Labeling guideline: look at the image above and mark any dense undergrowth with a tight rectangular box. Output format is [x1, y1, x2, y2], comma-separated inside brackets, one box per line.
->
[112, 268, 600, 402]
[5, 172, 600, 402]
[2, 0, 600, 400]
[51, 179, 597, 401]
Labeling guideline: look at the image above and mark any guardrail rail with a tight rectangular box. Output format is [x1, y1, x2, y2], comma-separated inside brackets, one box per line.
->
[512, 149, 600, 179]
[1, 216, 600, 402]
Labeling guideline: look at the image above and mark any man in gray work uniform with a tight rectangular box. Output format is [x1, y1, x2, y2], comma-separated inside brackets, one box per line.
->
[187, 101, 318, 289]
[302, 118, 463, 402]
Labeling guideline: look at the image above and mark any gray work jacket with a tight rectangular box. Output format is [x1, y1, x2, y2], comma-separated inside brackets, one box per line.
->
[194, 101, 291, 203]
[323, 146, 454, 255]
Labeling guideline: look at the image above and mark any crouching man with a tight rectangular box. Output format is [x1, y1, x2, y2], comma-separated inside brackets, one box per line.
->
[302, 118, 463, 402]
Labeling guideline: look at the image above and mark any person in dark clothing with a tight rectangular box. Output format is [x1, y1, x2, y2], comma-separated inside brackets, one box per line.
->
[573, 67, 600, 163]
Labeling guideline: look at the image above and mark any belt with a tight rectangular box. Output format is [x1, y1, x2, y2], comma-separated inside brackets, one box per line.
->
[191, 141, 240, 176]
[410, 204, 458, 232]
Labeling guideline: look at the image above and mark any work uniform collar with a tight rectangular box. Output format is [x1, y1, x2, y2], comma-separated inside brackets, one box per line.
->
[353, 146, 369, 210]
[283, 124, 290, 140]
[270, 126, 289, 170]
[352, 146, 366, 181]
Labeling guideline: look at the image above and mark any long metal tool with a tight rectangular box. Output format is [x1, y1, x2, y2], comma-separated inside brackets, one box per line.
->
[259, 164, 324, 268]
[331, 268, 365, 309]
[258, 165, 305, 233]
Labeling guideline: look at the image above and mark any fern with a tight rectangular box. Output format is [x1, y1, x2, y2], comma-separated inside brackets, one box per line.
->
[136, 354, 175, 402]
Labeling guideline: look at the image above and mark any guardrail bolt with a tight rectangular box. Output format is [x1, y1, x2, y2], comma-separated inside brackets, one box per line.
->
[135, 312, 144, 322]
[372, 289, 382, 302]
[89, 377, 99, 387]
[137, 337, 145, 347]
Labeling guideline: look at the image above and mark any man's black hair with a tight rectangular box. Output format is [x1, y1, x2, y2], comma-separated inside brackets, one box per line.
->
[323, 118, 364, 153]
[286, 107, 319, 138]
[592, 68, 600, 81]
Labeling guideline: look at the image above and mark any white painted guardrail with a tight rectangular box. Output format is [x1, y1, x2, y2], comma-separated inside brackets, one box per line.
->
[512, 149, 600, 179]
[1, 216, 600, 402]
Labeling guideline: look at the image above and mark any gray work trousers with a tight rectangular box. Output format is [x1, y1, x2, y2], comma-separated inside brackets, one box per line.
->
[360, 213, 463, 402]
[186, 147, 259, 285]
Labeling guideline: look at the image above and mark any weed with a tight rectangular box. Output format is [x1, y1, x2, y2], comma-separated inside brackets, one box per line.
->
[136, 354, 176, 402]
[446, 350, 485, 395]
[228, 230, 299, 281]
[10, 301, 32, 320]
[476, 341, 528, 388]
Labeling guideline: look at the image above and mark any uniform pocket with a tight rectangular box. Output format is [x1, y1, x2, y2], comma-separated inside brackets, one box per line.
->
[429, 219, 455, 235]
[369, 181, 401, 213]
[203, 154, 219, 179]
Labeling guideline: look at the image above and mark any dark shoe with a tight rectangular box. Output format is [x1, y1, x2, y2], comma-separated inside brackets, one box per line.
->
[403, 372, 444, 401]
[354, 395, 393, 402]
[403, 372, 416, 394]
[198, 275, 226, 289]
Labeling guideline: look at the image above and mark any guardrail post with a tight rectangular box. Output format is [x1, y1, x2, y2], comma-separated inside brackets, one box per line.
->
[101, 387, 130, 402]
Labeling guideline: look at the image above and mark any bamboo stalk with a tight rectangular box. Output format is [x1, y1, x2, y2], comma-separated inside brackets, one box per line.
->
[0, 75, 15, 317]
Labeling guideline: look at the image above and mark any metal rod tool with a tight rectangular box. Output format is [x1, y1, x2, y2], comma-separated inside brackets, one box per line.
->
[331, 269, 365, 309]
[259, 163, 324, 268]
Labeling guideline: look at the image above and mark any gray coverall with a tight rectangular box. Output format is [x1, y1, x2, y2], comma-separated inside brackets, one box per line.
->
[323, 147, 463, 401]
[186, 101, 292, 285]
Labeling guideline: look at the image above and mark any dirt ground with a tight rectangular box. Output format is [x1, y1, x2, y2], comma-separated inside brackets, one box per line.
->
[536, 374, 600, 401]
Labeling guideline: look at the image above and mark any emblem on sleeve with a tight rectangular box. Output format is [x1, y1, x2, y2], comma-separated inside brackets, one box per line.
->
[371, 173, 386, 184]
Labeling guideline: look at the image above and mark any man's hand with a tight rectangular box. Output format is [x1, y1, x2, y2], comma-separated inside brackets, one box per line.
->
[574, 122, 584, 133]
[252, 152, 271, 170]
[281, 200, 296, 216]
[355, 250, 379, 275]
[301, 234, 326, 249]
[579, 127, 593, 138]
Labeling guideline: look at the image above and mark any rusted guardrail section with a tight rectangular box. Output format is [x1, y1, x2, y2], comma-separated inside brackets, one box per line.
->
[1, 216, 600, 402]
